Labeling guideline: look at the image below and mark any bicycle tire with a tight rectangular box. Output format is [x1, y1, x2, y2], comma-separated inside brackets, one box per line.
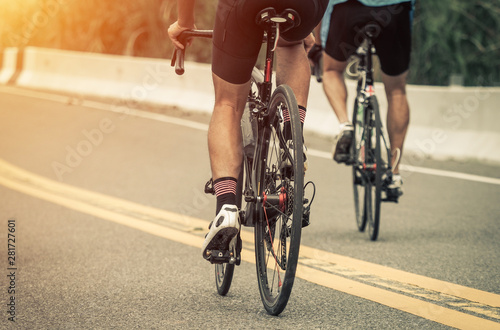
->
[254, 85, 304, 315]
[366, 96, 384, 241]
[215, 262, 235, 296]
[214, 68, 264, 296]
[365, 95, 387, 241]
[352, 100, 368, 232]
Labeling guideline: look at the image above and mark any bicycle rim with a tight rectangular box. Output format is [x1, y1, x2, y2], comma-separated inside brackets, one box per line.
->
[352, 101, 367, 232]
[254, 85, 304, 315]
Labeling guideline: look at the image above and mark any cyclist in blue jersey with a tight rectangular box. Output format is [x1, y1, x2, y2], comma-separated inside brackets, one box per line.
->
[310, 0, 414, 198]
[169, 0, 328, 260]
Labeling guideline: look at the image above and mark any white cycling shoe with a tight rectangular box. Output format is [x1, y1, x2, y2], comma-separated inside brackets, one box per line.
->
[201, 204, 240, 260]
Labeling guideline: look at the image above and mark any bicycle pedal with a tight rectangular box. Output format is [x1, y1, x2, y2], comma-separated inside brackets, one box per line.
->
[205, 234, 242, 264]
[302, 209, 310, 228]
[204, 178, 215, 195]
[382, 196, 399, 203]
[302, 181, 316, 228]
[205, 250, 233, 264]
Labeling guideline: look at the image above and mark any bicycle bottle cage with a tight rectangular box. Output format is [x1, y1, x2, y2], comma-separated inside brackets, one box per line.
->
[255, 7, 301, 33]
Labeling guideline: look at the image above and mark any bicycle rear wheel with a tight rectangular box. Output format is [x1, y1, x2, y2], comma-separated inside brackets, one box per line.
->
[254, 85, 304, 315]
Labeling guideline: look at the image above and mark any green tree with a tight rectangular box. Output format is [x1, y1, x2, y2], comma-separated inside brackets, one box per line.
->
[409, 0, 500, 86]
[1, 0, 498, 86]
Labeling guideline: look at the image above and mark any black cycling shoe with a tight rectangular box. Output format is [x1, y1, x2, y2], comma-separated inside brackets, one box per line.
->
[333, 124, 354, 163]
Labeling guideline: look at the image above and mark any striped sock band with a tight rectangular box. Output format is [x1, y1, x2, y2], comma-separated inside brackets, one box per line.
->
[298, 105, 306, 124]
[283, 106, 306, 140]
[282, 106, 306, 124]
[213, 177, 237, 214]
[283, 107, 291, 123]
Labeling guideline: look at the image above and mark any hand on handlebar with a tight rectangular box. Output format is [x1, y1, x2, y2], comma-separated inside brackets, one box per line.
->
[307, 43, 323, 83]
[303, 33, 316, 54]
[168, 21, 196, 49]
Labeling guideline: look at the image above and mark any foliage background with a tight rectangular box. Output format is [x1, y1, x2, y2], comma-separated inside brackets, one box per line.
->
[0, 0, 498, 86]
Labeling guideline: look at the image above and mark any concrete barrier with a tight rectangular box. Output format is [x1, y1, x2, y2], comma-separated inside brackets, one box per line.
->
[15, 47, 215, 112]
[307, 80, 500, 164]
[0, 48, 19, 84]
[4, 47, 500, 164]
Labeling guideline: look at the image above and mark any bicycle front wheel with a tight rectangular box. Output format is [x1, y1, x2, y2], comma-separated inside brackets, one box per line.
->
[215, 69, 265, 295]
[352, 100, 368, 232]
[214, 166, 243, 296]
[215, 262, 234, 295]
[254, 85, 304, 315]
[366, 95, 387, 241]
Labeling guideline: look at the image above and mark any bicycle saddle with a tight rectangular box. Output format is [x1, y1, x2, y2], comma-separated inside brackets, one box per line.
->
[255, 7, 301, 33]
[363, 23, 380, 39]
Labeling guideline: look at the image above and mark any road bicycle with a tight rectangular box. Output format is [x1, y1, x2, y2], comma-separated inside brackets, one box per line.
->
[171, 7, 314, 315]
[309, 24, 398, 241]
[348, 24, 399, 241]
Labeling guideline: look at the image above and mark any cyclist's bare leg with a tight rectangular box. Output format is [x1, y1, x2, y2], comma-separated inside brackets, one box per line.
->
[276, 38, 311, 107]
[381, 71, 410, 175]
[322, 53, 349, 124]
[208, 74, 250, 181]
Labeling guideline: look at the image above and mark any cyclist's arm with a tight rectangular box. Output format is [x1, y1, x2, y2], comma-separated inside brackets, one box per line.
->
[177, 0, 195, 28]
[312, 22, 322, 47]
[307, 23, 323, 65]
[168, 0, 196, 50]
[303, 33, 316, 53]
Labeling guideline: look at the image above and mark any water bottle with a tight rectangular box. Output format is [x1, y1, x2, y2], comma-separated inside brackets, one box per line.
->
[355, 100, 364, 162]
[241, 103, 257, 158]
[356, 98, 364, 127]
[356, 99, 364, 140]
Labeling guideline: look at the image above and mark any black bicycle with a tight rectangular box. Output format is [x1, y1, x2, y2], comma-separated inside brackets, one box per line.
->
[172, 7, 314, 315]
[348, 24, 399, 241]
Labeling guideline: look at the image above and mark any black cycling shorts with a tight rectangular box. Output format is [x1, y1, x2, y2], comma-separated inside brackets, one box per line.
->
[212, 0, 328, 84]
[323, 0, 413, 76]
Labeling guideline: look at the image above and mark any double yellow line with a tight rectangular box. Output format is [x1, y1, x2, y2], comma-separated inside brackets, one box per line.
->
[0, 158, 498, 329]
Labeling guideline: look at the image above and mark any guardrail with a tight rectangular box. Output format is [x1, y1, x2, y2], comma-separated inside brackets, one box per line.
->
[1, 46, 499, 164]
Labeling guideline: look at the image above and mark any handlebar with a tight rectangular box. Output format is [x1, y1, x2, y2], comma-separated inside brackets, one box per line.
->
[170, 30, 213, 75]
[307, 44, 323, 83]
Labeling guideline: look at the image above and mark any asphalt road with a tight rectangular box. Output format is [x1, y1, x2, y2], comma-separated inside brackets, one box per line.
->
[0, 86, 499, 329]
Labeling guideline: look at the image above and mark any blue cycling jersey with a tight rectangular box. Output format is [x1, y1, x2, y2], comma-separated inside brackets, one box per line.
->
[328, 0, 412, 6]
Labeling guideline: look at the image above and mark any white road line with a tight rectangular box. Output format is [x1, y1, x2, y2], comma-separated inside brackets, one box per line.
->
[307, 149, 500, 186]
[2, 86, 499, 186]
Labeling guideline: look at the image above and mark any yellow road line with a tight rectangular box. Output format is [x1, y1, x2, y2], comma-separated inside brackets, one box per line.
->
[0, 158, 499, 329]
[298, 245, 500, 308]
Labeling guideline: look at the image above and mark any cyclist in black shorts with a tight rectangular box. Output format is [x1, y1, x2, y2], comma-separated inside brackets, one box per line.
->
[168, 0, 328, 260]
[312, 0, 414, 197]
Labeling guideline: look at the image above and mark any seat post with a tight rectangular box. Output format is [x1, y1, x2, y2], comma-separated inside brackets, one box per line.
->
[255, 7, 301, 103]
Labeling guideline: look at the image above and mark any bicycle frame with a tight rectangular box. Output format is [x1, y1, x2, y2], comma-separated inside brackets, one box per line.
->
[351, 25, 396, 240]
[243, 21, 288, 226]
[353, 36, 392, 176]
